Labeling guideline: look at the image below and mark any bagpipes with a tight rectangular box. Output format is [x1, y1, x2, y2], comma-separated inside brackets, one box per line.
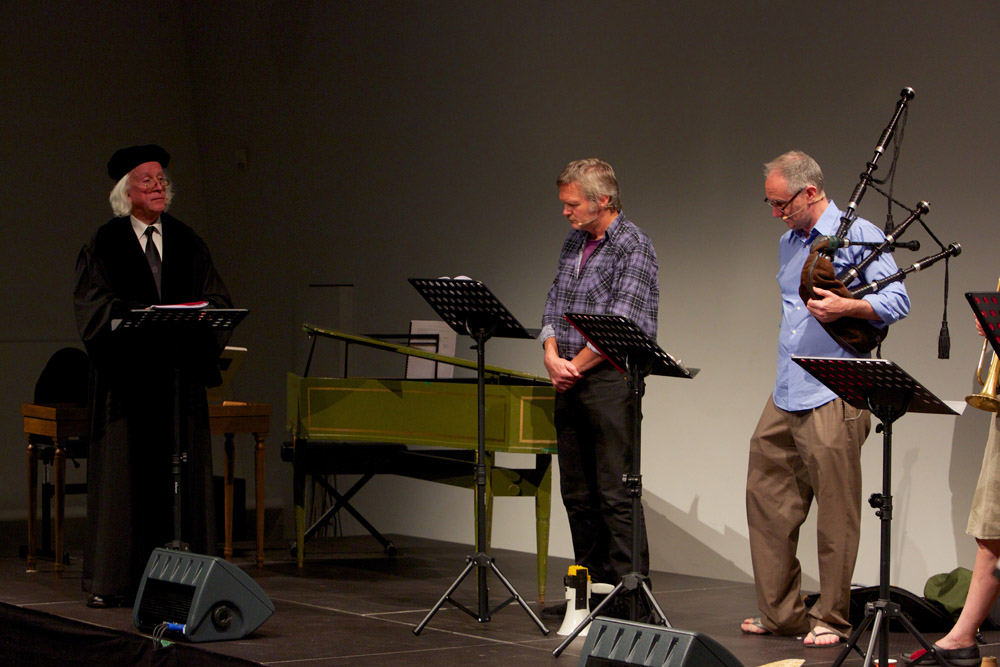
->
[799, 87, 962, 356]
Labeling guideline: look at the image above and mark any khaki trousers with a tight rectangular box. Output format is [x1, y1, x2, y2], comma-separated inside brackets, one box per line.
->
[746, 395, 870, 636]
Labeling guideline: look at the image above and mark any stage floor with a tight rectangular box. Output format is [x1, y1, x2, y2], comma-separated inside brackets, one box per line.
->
[3, 535, 997, 666]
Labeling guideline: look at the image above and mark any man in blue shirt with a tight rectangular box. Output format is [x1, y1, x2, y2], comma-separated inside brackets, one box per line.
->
[741, 151, 909, 645]
[540, 159, 659, 617]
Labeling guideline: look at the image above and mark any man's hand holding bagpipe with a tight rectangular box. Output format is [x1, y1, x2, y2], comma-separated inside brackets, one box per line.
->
[805, 286, 879, 324]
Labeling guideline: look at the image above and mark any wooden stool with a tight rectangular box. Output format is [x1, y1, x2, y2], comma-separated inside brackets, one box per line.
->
[22, 401, 271, 573]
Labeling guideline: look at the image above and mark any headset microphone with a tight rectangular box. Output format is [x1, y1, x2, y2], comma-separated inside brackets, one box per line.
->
[781, 199, 813, 221]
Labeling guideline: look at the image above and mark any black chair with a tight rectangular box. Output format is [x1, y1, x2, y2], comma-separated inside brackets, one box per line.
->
[25, 347, 90, 564]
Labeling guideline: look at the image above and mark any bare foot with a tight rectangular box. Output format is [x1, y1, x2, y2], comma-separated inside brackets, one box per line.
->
[740, 617, 771, 635]
[803, 626, 842, 646]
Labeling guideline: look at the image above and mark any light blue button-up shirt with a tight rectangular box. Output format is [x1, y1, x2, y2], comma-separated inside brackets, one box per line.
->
[773, 201, 910, 411]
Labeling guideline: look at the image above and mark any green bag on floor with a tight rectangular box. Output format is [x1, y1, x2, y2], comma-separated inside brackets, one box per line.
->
[924, 567, 973, 618]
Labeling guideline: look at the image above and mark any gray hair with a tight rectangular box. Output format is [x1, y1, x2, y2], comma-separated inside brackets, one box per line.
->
[108, 170, 174, 217]
[764, 150, 825, 196]
[557, 158, 622, 212]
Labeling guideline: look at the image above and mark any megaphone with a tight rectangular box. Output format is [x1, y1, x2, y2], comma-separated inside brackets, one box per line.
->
[557, 566, 614, 636]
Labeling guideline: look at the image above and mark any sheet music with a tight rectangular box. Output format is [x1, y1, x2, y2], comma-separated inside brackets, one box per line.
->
[406, 320, 457, 379]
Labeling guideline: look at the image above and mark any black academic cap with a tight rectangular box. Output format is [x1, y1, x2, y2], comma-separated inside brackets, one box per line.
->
[107, 144, 171, 181]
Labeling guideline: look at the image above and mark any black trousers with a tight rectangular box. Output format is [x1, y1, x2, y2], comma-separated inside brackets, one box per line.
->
[555, 363, 648, 584]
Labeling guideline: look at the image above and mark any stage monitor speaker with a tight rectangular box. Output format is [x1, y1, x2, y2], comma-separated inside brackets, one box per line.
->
[133, 548, 274, 643]
[578, 618, 743, 667]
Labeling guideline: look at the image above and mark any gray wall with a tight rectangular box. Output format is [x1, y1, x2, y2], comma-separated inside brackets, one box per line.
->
[2, 0, 998, 593]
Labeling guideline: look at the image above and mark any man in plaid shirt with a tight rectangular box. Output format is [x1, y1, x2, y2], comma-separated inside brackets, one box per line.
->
[540, 158, 659, 617]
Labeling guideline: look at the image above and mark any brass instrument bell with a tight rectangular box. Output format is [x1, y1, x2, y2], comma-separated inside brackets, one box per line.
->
[966, 278, 1000, 412]
[966, 345, 1000, 412]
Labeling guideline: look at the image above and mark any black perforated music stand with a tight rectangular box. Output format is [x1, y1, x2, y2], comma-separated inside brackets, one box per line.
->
[552, 313, 696, 658]
[793, 356, 957, 667]
[408, 279, 548, 636]
[967, 292, 1000, 358]
[116, 308, 247, 549]
[114, 307, 247, 335]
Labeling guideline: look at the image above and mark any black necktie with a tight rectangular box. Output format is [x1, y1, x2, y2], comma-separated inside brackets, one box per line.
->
[144, 226, 162, 298]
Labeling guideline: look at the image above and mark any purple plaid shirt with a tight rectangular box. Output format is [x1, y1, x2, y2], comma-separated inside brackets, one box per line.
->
[541, 213, 659, 359]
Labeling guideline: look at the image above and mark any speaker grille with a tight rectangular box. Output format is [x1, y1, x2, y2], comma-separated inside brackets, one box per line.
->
[134, 578, 196, 629]
[134, 548, 274, 641]
[584, 621, 680, 666]
[579, 619, 743, 667]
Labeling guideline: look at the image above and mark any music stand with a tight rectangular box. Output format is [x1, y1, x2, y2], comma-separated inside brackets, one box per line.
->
[115, 308, 247, 549]
[552, 312, 696, 658]
[408, 278, 548, 636]
[967, 292, 1000, 358]
[793, 356, 957, 667]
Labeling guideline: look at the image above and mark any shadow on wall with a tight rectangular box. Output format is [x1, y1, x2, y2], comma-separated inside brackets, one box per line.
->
[643, 493, 767, 588]
[949, 378, 995, 564]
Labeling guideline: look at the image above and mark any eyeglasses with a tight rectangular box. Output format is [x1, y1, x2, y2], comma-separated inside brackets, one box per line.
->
[134, 174, 170, 192]
[764, 187, 804, 213]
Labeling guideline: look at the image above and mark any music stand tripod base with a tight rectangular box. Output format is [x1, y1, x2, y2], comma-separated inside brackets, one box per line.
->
[408, 278, 548, 636]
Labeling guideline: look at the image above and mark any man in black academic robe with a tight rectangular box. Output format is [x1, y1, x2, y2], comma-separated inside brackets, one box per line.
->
[73, 145, 232, 607]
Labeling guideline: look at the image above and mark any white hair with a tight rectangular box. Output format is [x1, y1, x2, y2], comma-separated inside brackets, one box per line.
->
[108, 170, 174, 217]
